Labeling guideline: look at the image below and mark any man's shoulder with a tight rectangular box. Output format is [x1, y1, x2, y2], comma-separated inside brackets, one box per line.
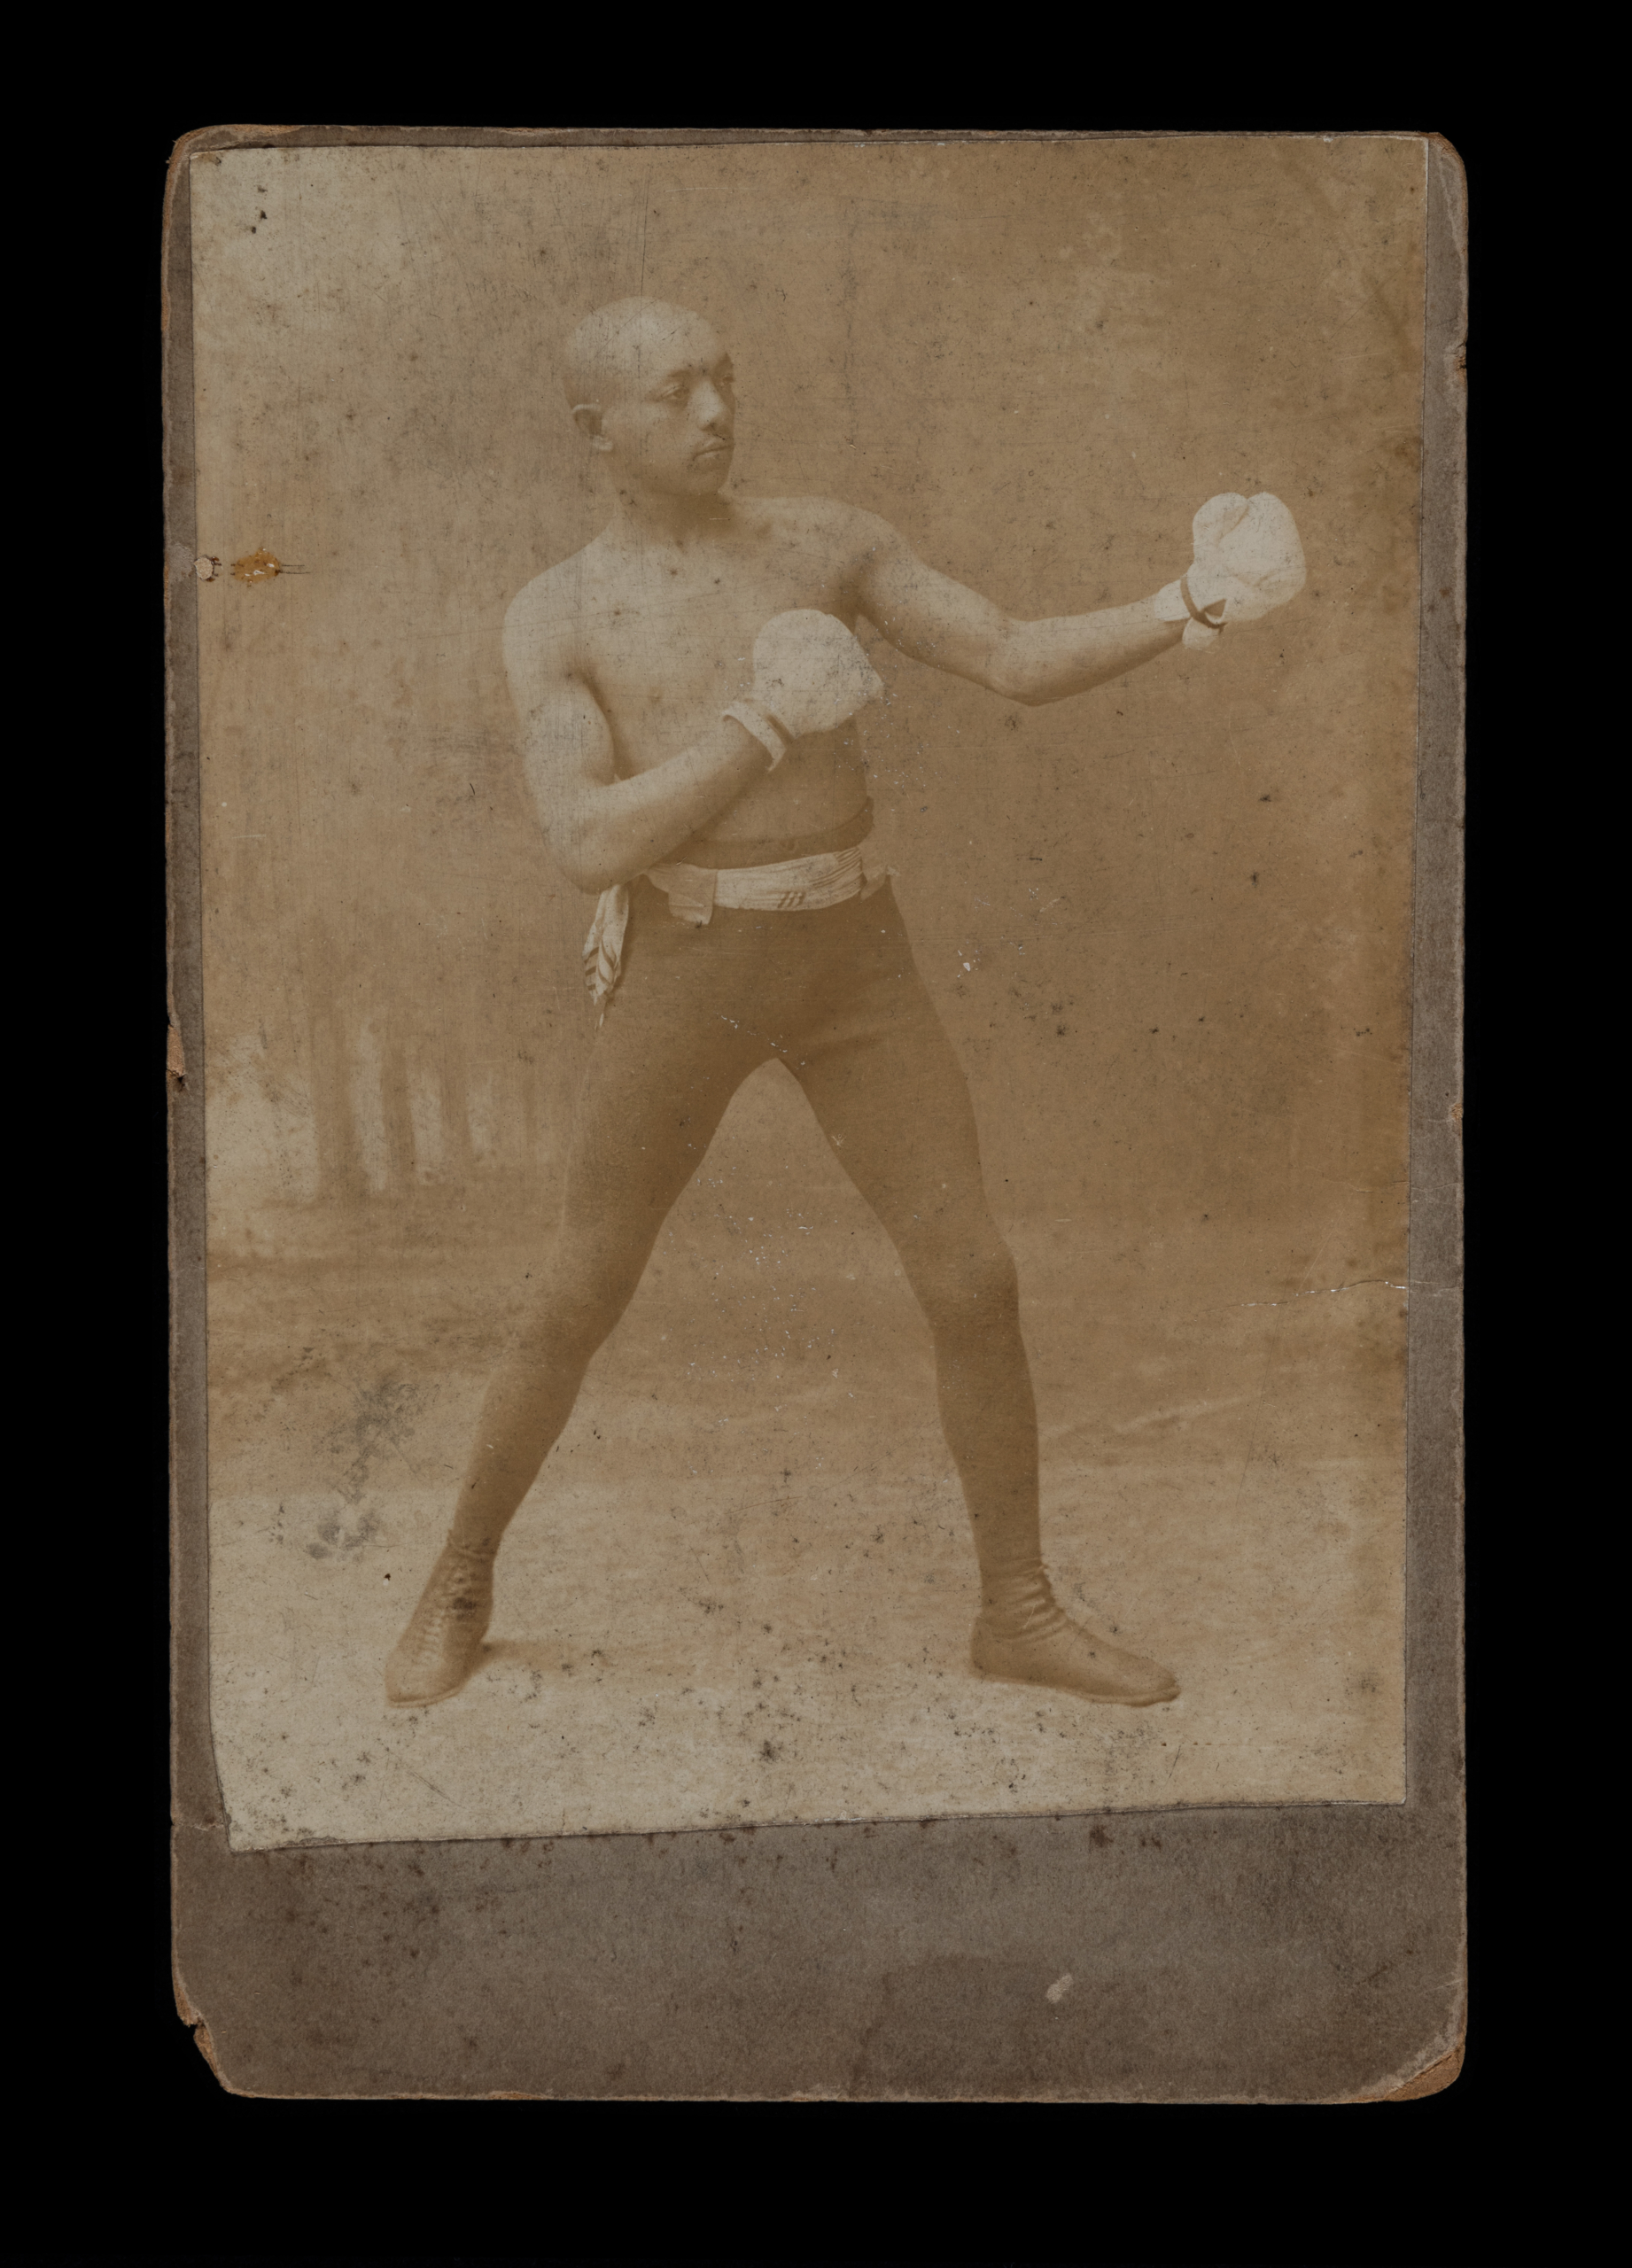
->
[748, 499, 911, 571]
[503, 542, 607, 650]
[748, 494, 900, 554]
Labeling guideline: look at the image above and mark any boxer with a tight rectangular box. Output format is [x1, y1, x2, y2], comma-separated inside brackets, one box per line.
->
[386, 296, 1305, 1711]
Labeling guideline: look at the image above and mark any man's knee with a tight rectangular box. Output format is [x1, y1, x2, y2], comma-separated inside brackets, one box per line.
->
[909, 1229, 1021, 1336]
[517, 1247, 645, 1359]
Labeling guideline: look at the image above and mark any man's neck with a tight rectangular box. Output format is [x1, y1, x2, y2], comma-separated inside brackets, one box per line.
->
[603, 484, 734, 551]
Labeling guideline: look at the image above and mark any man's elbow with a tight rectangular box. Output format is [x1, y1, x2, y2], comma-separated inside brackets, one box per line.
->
[547, 822, 618, 897]
[988, 666, 1052, 709]
[987, 631, 1051, 707]
[558, 851, 621, 896]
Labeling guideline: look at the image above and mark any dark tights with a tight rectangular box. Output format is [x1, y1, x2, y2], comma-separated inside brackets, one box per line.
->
[450, 880, 1044, 1607]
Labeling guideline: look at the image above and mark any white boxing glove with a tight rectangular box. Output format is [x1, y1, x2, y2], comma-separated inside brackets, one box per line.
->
[1156, 493, 1307, 651]
[723, 610, 885, 761]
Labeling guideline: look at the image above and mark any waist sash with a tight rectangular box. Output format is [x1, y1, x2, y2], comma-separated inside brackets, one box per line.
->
[582, 804, 896, 1016]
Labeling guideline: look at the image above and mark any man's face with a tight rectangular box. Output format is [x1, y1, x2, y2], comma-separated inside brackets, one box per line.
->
[592, 313, 736, 497]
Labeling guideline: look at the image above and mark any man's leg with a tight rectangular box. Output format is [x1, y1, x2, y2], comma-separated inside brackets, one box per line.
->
[386, 947, 766, 1705]
[789, 913, 1177, 1705]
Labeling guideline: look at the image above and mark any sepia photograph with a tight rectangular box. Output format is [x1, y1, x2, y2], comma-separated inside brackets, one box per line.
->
[186, 134, 1424, 1856]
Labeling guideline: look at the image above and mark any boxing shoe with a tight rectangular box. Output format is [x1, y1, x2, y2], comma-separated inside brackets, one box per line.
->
[727, 610, 885, 754]
[972, 1590, 1179, 1706]
[385, 1538, 495, 1707]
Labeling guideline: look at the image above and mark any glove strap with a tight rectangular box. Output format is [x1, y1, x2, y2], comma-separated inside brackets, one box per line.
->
[723, 700, 789, 769]
[1180, 573, 1226, 634]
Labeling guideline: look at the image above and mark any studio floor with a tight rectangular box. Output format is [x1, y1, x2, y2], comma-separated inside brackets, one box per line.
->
[206, 1203, 1406, 1850]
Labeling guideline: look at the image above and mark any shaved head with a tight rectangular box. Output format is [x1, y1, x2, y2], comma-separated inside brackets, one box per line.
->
[562, 298, 723, 409]
[560, 297, 737, 502]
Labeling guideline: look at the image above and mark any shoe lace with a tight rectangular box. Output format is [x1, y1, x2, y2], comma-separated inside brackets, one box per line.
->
[981, 1568, 1069, 1643]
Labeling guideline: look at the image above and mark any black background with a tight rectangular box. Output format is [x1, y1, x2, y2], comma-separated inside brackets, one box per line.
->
[23, 78, 1527, 2268]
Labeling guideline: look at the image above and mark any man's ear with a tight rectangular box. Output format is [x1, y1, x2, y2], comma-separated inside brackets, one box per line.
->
[571, 402, 613, 453]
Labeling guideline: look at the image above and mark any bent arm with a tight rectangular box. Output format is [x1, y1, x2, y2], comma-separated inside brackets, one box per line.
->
[509, 656, 769, 895]
[855, 522, 1183, 705]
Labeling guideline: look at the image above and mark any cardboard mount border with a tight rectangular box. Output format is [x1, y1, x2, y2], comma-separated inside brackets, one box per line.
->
[166, 125, 1466, 2102]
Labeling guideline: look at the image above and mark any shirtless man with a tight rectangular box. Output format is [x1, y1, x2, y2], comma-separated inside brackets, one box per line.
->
[385, 296, 1304, 1712]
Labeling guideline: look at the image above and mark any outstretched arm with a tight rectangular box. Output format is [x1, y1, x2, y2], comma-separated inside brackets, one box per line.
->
[853, 516, 1184, 704]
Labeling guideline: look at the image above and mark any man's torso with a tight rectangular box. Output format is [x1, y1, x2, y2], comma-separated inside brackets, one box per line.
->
[509, 497, 885, 842]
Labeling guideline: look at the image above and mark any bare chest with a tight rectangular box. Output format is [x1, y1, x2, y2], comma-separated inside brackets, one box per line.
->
[576, 543, 856, 772]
